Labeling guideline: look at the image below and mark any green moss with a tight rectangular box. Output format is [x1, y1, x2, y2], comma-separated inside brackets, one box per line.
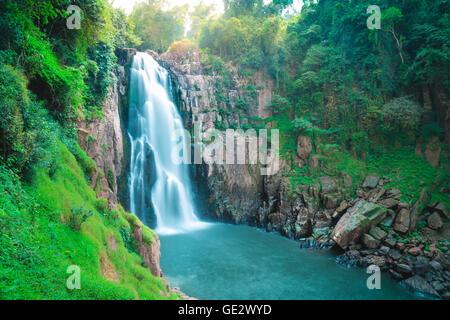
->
[0, 143, 171, 300]
[73, 144, 97, 177]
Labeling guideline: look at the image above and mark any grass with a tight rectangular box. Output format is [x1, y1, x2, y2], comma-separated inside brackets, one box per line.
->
[286, 144, 449, 213]
[0, 142, 175, 300]
[366, 147, 449, 208]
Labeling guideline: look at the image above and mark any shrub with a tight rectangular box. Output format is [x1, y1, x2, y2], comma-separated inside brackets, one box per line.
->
[68, 207, 94, 231]
[0, 64, 34, 171]
[381, 96, 423, 132]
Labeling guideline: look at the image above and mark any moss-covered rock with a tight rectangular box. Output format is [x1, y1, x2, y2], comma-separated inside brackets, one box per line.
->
[331, 200, 388, 249]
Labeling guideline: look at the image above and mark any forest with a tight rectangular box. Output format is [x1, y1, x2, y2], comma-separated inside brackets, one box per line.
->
[0, 0, 449, 301]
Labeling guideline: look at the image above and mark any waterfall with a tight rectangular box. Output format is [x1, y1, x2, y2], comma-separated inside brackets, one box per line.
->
[128, 52, 208, 235]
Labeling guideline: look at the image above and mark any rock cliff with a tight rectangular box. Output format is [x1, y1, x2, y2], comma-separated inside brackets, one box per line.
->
[153, 48, 450, 299]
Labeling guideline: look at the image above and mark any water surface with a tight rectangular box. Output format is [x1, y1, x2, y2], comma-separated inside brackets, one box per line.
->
[160, 224, 418, 300]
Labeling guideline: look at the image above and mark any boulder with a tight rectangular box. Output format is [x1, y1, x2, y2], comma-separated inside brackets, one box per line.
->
[319, 176, 338, 193]
[379, 198, 399, 209]
[362, 234, 380, 249]
[427, 212, 443, 230]
[295, 219, 312, 239]
[413, 256, 430, 275]
[379, 246, 390, 255]
[362, 175, 380, 189]
[394, 208, 410, 234]
[322, 193, 341, 209]
[400, 275, 440, 298]
[387, 188, 402, 199]
[331, 200, 387, 249]
[396, 264, 413, 276]
[409, 188, 429, 233]
[433, 202, 449, 219]
[336, 200, 350, 213]
[369, 226, 388, 241]
[408, 247, 422, 257]
[424, 136, 441, 168]
[389, 249, 402, 260]
[380, 210, 397, 228]
[297, 135, 312, 160]
[384, 238, 397, 248]
[430, 260, 443, 271]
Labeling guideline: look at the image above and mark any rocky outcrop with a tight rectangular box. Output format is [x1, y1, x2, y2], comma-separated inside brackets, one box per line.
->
[77, 48, 136, 209]
[131, 226, 162, 278]
[331, 200, 387, 249]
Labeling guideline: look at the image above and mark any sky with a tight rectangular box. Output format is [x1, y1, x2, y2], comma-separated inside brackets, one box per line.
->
[111, 0, 303, 15]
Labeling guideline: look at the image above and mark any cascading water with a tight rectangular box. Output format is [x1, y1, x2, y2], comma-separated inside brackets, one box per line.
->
[128, 52, 207, 235]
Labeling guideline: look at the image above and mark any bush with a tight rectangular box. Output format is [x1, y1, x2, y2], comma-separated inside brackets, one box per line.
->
[0, 64, 34, 171]
[241, 48, 264, 70]
[68, 207, 94, 231]
[381, 96, 423, 132]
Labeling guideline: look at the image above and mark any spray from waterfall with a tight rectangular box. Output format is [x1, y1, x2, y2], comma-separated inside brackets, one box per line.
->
[128, 52, 208, 235]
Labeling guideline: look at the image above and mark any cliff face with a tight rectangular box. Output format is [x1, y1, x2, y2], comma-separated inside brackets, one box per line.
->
[77, 48, 136, 209]
[153, 49, 449, 299]
[154, 49, 328, 235]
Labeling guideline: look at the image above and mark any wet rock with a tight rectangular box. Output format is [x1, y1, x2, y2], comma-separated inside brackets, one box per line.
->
[431, 281, 445, 293]
[430, 260, 443, 271]
[389, 249, 402, 260]
[379, 246, 390, 255]
[427, 212, 443, 230]
[362, 175, 380, 189]
[380, 210, 397, 228]
[384, 238, 397, 248]
[331, 200, 387, 249]
[400, 275, 440, 298]
[413, 256, 431, 276]
[396, 264, 413, 276]
[394, 208, 410, 234]
[390, 270, 404, 280]
[408, 247, 422, 257]
[363, 255, 386, 268]
[369, 226, 387, 241]
[362, 234, 380, 249]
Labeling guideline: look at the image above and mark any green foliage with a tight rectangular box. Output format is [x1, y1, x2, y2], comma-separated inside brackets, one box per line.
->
[84, 42, 117, 119]
[69, 207, 94, 231]
[131, 1, 186, 53]
[0, 143, 170, 300]
[381, 97, 423, 133]
[120, 227, 137, 254]
[367, 147, 449, 206]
